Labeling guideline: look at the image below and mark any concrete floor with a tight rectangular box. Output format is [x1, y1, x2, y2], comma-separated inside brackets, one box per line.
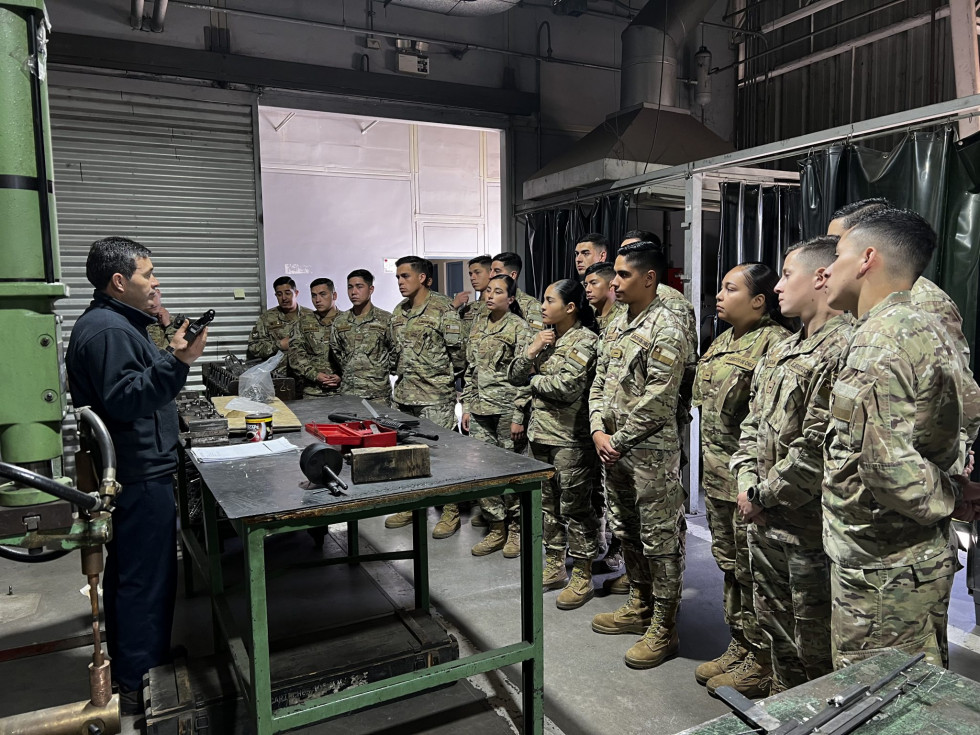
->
[2, 507, 980, 734]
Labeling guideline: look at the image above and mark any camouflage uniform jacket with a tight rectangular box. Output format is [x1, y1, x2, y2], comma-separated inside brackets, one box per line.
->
[388, 292, 463, 406]
[462, 311, 530, 422]
[289, 307, 341, 396]
[659, 283, 699, 427]
[509, 323, 597, 447]
[147, 322, 177, 351]
[595, 301, 626, 334]
[459, 298, 486, 344]
[328, 304, 392, 400]
[823, 291, 980, 569]
[912, 277, 970, 370]
[730, 314, 853, 547]
[246, 306, 313, 360]
[589, 297, 689, 453]
[515, 289, 545, 331]
[694, 316, 790, 502]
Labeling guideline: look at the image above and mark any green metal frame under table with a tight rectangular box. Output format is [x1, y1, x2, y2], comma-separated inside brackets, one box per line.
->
[189, 396, 552, 735]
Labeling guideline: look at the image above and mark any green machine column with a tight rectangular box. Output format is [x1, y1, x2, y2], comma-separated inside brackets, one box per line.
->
[0, 0, 66, 481]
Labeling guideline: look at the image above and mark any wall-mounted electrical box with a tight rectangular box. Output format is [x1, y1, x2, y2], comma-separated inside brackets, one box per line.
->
[397, 51, 429, 75]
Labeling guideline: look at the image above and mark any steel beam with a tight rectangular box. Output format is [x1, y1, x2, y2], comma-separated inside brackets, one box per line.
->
[683, 173, 704, 515]
[950, 0, 980, 137]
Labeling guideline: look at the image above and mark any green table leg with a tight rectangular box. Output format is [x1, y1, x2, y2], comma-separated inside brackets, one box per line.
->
[412, 508, 430, 611]
[244, 526, 274, 734]
[519, 481, 544, 735]
[346, 520, 360, 559]
[202, 486, 225, 651]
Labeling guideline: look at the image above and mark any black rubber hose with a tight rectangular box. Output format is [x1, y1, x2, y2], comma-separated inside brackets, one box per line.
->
[0, 545, 71, 563]
[0, 462, 101, 512]
[77, 406, 117, 483]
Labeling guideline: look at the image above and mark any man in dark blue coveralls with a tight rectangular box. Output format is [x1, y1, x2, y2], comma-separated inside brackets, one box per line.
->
[66, 237, 208, 714]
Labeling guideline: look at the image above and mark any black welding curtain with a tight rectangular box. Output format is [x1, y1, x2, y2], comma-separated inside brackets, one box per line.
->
[717, 183, 803, 293]
[524, 193, 631, 299]
[799, 128, 980, 363]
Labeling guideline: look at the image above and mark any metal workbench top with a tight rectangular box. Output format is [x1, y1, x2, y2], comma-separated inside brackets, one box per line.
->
[191, 395, 553, 524]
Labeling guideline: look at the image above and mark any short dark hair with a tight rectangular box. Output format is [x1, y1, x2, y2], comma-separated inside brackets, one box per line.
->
[86, 236, 151, 290]
[847, 207, 937, 280]
[831, 198, 891, 230]
[583, 262, 616, 282]
[624, 229, 662, 247]
[785, 236, 839, 270]
[347, 269, 375, 285]
[273, 276, 297, 290]
[310, 277, 335, 292]
[577, 233, 609, 254]
[468, 255, 492, 268]
[395, 255, 433, 279]
[616, 240, 666, 282]
[491, 252, 523, 275]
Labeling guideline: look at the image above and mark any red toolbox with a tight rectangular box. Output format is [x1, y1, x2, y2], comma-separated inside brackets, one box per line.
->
[305, 420, 398, 448]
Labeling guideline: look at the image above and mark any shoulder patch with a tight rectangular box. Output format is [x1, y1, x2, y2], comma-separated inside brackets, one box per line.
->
[725, 355, 757, 371]
[444, 321, 461, 335]
[651, 345, 678, 366]
[568, 349, 589, 367]
[528, 318, 545, 330]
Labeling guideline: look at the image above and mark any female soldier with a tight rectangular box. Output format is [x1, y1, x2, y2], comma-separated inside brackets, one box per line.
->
[462, 274, 531, 558]
[509, 279, 599, 610]
[692, 262, 793, 697]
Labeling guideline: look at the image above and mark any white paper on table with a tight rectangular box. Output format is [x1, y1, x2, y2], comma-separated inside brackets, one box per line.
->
[190, 437, 299, 463]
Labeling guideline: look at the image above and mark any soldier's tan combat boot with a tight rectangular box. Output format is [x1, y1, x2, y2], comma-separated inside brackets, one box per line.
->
[384, 510, 413, 529]
[695, 637, 748, 685]
[542, 550, 568, 590]
[625, 598, 680, 669]
[502, 521, 521, 558]
[472, 522, 506, 556]
[557, 558, 594, 610]
[591, 583, 652, 635]
[606, 572, 630, 595]
[432, 504, 460, 539]
[706, 652, 772, 699]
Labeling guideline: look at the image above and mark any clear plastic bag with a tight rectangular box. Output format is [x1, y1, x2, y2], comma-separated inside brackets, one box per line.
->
[237, 352, 283, 404]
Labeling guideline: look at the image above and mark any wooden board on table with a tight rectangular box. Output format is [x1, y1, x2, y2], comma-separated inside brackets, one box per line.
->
[209, 396, 303, 433]
[350, 443, 431, 483]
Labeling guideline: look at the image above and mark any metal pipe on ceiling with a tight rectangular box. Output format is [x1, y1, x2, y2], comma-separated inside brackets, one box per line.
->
[759, 0, 848, 34]
[173, 2, 619, 72]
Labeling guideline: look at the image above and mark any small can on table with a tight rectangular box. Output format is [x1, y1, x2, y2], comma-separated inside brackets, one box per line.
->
[245, 412, 273, 442]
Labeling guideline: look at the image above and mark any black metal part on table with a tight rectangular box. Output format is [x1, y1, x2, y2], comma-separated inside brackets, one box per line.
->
[715, 653, 927, 735]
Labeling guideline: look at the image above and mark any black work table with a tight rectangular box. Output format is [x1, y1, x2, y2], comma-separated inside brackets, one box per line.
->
[183, 395, 553, 735]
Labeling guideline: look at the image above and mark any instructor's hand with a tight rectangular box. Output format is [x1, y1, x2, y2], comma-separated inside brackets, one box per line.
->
[169, 323, 208, 365]
[592, 431, 621, 465]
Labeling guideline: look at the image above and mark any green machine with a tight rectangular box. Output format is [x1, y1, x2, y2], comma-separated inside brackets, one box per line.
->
[0, 2, 122, 732]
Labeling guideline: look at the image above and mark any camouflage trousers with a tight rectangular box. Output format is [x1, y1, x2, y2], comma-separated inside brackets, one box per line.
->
[605, 447, 685, 602]
[396, 402, 457, 431]
[530, 442, 598, 560]
[470, 413, 526, 523]
[748, 528, 832, 689]
[705, 494, 765, 657]
[830, 549, 955, 670]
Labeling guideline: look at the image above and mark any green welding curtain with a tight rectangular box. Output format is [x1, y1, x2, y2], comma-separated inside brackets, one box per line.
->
[799, 128, 980, 366]
[524, 193, 631, 300]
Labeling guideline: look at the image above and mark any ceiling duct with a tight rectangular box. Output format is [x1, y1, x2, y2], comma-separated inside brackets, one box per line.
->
[524, 0, 733, 201]
[380, 0, 517, 17]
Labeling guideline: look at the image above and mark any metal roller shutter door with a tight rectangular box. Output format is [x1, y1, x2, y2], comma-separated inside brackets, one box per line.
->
[50, 86, 262, 390]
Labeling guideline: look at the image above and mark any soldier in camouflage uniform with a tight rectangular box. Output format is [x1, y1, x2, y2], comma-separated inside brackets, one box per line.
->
[288, 278, 341, 397]
[146, 289, 178, 350]
[329, 269, 392, 404]
[385, 256, 465, 536]
[822, 208, 980, 669]
[693, 262, 791, 696]
[458, 255, 492, 344]
[490, 252, 545, 331]
[462, 274, 531, 558]
[247, 277, 313, 391]
[730, 237, 851, 693]
[584, 262, 625, 334]
[509, 279, 599, 608]
[588, 242, 692, 670]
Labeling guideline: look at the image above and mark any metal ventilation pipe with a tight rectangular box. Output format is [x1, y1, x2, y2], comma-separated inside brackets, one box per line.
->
[620, 0, 717, 110]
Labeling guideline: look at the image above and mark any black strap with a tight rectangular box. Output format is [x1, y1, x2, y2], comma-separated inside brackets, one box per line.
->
[0, 174, 54, 193]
